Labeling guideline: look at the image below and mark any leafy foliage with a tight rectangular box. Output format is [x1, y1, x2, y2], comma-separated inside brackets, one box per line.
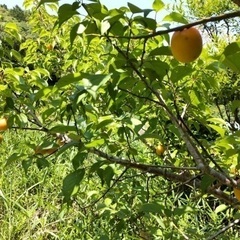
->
[1, 0, 240, 239]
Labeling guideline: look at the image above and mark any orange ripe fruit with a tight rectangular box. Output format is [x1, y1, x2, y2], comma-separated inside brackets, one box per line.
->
[0, 118, 8, 131]
[156, 145, 165, 156]
[170, 27, 202, 63]
[234, 188, 240, 201]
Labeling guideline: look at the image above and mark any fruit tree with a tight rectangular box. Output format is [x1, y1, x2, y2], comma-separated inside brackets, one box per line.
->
[1, 0, 240, 238]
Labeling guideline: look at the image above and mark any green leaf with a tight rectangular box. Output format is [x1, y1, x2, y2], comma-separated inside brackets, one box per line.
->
[4, 22, 18, 31]
[143, 60, 169, 80]
[5, 97, 14, 110]
[223, 42, 240, 56]
[207, 118, 226, 125]
[215, 204, 227, 214]
[128, 2, 142, 13]
[101, 20, 110, 34]
[152, 0, 164, 12]
[133, 16, 157, 31]
[50, 125, 77, 133]
[72, 152, 88, 170]
[163, 12, 188, 24]
[70, 23, 80, 46]
[5, 153, 24, 167]
[189, 90, 200, 106]
[222, 42, 240, 73]
[10, 49, 22, 62]
[173, 206, 193, 215]
[85, 139, 105, 148]
[170, 66, 193, 83]
[62, 169, 85, 203]
[85, 73, 111, 90]
[149, 46, 172, 56]
[200, 175, 215, 193]
[103, 166, 114, 187]
[140, 203, 164, 214]
[231, 100, 240, 112]
[57, 3, 80, 27]
[36, 158, 50, 169]
[56, 73, 82, 89]
[136, 133, 162, 141]
[208, 124, 226, 137]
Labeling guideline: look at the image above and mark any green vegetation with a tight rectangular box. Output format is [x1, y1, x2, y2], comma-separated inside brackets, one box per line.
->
[0, 0, 240, 239]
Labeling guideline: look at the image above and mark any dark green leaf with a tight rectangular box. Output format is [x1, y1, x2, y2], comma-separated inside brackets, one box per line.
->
[50, 125, 77, 133]
[171, 66, 193, 83]
[149, 46, 172, 56]
[72, 152, 88, 170]
[128, 2, 142, 13]
[140, 203, 164, 214]
[36, 158, 50, 169]
[62, 168, 85, 203]
[57, 3, 80, 27]
[103, 166, 114, 187]
[200, 175, 215, 193]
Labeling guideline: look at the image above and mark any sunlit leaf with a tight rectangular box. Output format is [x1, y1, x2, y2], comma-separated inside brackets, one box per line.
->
[163, 12, 188, 24]
[85, 139, 105, 148]
[152, 0, 164, 12]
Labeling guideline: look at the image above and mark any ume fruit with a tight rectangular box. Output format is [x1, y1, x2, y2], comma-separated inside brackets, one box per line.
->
[234, 188, 240, 202]
[0, 118, 8, 131]
[156, 145, 165, 156]
[170, 27, 203, 63]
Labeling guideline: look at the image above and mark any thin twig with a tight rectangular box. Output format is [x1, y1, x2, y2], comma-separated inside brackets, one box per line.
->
[83, 167, 128, 208]
[207, 219, 240, 240]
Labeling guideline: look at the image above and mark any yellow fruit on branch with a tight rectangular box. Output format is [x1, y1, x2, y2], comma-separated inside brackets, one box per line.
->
[170, 27, 203, 63]
[0, 118, 8, 131]
[155, 145, 165, 156]
[234, 187, 240, 201]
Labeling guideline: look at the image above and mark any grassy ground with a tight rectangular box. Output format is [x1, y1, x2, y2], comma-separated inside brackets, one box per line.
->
[0, 129, 77, 239]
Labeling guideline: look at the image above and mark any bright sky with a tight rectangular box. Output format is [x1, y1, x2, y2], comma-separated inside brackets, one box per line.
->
[1, 0, 167, 10]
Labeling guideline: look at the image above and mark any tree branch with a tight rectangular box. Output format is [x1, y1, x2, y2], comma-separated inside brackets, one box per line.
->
[107, 11, 240, 39]
[90, 148, 240, 208]
[207, 219, 240, 240]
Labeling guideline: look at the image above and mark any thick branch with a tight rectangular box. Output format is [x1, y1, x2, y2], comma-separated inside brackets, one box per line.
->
[91, 148, 239, 208]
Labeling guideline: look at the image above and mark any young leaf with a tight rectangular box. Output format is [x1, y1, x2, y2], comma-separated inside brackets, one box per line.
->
[152, 0, 164, 12]
[85, 139, 105, 148]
